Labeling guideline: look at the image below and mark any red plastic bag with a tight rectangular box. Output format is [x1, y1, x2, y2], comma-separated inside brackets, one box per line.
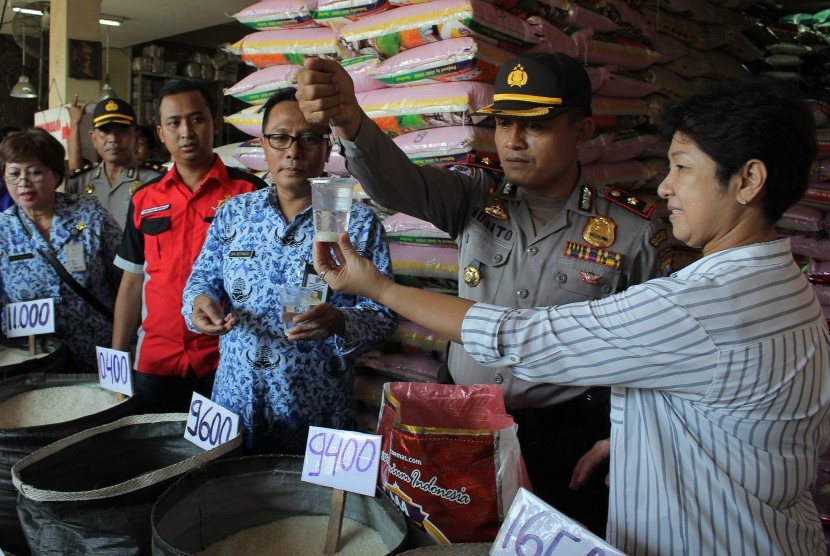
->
[377, 382, 529, 543]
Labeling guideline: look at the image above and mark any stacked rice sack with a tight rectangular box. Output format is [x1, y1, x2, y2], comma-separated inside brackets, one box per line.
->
[737, 6, 830, 328]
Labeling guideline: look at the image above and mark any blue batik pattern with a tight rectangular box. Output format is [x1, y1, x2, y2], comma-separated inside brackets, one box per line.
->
[182, 187, 396, 454]
[0, 194, 122, 372]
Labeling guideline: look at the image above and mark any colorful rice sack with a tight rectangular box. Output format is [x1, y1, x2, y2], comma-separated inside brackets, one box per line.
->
[233, 139, 269, 171]
[598, 130, 660, 164]
[225, 27, 347, 68]
[312, 0, 393, 30]
[368, 37, 513, 87]
[572, 30, 661, 71]
[391, 125, 498, 167]
[342, 55, 388, 92]
[382, 212, 455, 245]
[582, 160, 653, 189]
[356, 81, 493, 136]
[578, 130, 615, 165]
[224, 64, 303, 104]
[389, 242, 459, 278]
[224, 105, 265, 137]
[594, 67, 658, 98]
[338, 0, 543, 59]
[233, 0, 319, 29]
[776, 203, 827, 234]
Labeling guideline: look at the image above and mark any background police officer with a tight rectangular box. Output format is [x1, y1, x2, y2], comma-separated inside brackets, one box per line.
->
[298, 53, 676, 536]
[66, 97, 163, 230]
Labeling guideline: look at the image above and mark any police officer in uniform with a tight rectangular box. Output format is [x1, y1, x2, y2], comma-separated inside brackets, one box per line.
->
[66, 98, 163, 230]
[298, 53, 675, 536]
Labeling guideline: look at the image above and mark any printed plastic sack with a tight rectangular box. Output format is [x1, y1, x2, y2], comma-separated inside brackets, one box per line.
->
[342, 54, 388, 92]
[225, 104, 265, 137]
[225, 27, 347, 68]
[233, 139, 269, 171]
[338, 0, 542, 59]
[369, 37, 513, 87]
[224, 63, 303, 104]
[377, 382, 528, 543]
[233, 0, 320, 29]
[389, 242, 459, 278]
[391, 125, 497, 167]
[382, 212, 455, 245]
[357, 81, 493, 136]
[312, 0, 393, 30]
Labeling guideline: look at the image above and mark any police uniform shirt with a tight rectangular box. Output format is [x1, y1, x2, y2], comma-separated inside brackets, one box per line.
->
[67, 162, 164, 230]
[342, 115, 675, 409]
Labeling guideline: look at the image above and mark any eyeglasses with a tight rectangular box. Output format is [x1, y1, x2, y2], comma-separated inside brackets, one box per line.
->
[4, 169, 48, 185]
[264, 133, 329, 151]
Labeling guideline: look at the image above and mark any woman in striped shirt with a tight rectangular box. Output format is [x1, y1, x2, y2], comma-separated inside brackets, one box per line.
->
[314, 75, 829, 555]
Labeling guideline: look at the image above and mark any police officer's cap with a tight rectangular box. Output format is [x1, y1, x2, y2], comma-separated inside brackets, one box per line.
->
[92, 98, 136, 128]
[475, 53, 592, 120]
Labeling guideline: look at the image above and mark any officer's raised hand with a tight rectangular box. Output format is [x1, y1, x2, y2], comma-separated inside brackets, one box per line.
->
[296, 57, 362, 141]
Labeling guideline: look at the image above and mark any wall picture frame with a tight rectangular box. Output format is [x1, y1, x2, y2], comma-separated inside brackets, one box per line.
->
[68, 39, 102, 80]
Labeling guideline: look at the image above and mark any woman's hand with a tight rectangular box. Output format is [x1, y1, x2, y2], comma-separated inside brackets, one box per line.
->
[191, 295, 237, 336]
[312, 232, 392, 301]
[285, 303, 344, 341]
[569, 438, 611, 491]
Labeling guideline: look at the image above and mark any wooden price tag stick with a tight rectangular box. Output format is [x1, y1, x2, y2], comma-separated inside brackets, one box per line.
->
[28, 335, 35, 356]
[324, 488, 347, 555]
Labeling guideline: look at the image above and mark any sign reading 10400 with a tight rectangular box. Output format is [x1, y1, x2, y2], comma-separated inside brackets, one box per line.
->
[4, 298, 55, 338]
[96, 346, 134, 397]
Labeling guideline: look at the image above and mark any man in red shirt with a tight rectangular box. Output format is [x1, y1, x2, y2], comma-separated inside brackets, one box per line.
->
[112, 79, 266, 412]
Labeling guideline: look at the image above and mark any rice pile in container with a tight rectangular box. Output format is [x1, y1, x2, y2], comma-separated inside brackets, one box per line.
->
[0, 345, 46, 366]
[0, 385, 123, 428]
[198, 515, 389, 555]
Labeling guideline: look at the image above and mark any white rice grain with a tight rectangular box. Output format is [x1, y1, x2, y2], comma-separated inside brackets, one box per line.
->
[198, 515, 389, 556]
[0, 346, 45, 366]
[0, 385, 122, 428]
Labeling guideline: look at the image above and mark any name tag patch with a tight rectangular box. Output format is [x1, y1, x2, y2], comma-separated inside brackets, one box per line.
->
[229, 250, 255, 258]
[564, 241, 622, 269]
[140, 204, 171, 216]
[9, 253, 35, 262]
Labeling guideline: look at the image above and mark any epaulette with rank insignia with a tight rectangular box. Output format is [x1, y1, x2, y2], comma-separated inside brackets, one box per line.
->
[604, 187, 654, 219]
[463, 153, 503, 173]
[142, 161, 165, 173]
[69, 163, 95, 178]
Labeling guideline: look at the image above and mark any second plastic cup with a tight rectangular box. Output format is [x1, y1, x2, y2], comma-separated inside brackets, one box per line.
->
[310, 177, 356, 242]
[279, 285, 318, 327]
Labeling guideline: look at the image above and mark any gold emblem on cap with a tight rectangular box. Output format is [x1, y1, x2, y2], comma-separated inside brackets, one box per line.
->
[507, 64, 528, 88]
[583, 216, 616, 248]
[76, 222, 87, 232]
[463, 265, 481, 287]
[105, 100, 119, 112]
[84, 183, 95, 195]
[129, 180, 143, 195]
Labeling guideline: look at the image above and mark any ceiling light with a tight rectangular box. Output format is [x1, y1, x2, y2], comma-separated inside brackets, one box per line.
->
[12, 7, 121, 25]
[10, 75, 37, 98]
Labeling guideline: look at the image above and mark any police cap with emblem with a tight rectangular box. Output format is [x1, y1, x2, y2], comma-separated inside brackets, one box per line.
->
[92, 98, 136, 128]
[475, 53, 592, 120]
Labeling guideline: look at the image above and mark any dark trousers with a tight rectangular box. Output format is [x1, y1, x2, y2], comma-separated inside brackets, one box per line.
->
[509, 389, 611, 539]
[134, 367, 215, 414]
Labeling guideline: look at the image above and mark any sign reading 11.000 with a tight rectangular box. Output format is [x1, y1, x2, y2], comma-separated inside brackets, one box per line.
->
[4, 298, 55, 338]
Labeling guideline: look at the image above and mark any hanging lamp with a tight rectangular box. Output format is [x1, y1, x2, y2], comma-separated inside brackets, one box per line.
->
[10, 27, 37, 99]
[99, 25, 117, 100]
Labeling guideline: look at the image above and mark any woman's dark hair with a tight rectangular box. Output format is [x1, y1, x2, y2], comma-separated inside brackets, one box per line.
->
[659, 76, 817, 224]
[156, 78, 217, 119]
[0, 128, 66, 185]
[260, 88, 299, 134]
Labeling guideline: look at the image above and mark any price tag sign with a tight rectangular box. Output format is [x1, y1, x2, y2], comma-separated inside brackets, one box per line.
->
[4, 298, 55, 338]
[184, 392, 239, 451]
[95, 346, 134, 396]
[492, 488, 624, 556]
[301, 426, 381, 496]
